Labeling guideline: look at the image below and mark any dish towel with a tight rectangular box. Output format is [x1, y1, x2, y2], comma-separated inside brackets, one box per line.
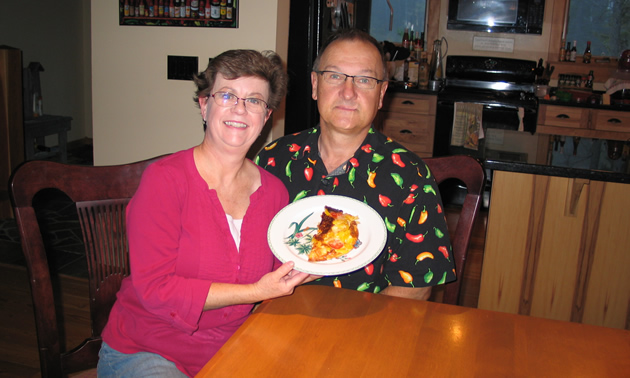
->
[452, 102, 484, 151]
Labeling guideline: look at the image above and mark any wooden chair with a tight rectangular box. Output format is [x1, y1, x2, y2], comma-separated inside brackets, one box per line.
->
[424, 155, 485, 306]
[9, 156, 164, 377]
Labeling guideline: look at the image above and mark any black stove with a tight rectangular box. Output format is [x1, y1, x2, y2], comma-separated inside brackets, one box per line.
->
[433, 56, 539, 158]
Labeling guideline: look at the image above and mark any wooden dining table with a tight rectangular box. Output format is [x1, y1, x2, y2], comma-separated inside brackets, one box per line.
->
[196, 285, 630, 377]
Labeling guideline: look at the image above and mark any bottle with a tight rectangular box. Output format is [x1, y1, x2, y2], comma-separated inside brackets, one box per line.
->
[220, 0, 227, 19]
[559, 39, 566, 62]
[124, 0, 130, 17]
[158, 0, 164, 17]
[185, 0, 191, 17]
[569, 40, 577, 62]
[191, 0, 198, 18]
[418, 51, 430, 87]
[585, 70, 594, 89]
[409, 31, 415, 53]
[414, 31, 423, 52]
[205, 0, 211, 18]
[173, 0, 180, 17]
[198, 1, 205, 18]
[139, 0, 146, 17]
[210, 0, 220, 19]
[583, 41, 592, 64]
[226, 0, 232, 19]
[179, 0, 186, 17]
[402, 28, 410, 49]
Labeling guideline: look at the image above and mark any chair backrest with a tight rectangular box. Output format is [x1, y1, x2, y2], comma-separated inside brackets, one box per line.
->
[423, 155, 485, 306]
[9, 156, 164, 377]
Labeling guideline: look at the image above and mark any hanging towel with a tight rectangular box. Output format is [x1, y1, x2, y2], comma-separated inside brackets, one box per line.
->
[452, 102, 483, 151]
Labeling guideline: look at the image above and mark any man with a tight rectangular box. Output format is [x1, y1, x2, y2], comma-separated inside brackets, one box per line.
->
[256, 29, 454, 300]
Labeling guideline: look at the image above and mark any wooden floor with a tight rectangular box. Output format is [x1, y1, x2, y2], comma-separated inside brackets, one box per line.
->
[0, 208, 488, 377]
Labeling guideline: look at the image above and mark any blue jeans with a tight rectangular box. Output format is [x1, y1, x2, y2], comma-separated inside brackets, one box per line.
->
[97, 342, 188, 377]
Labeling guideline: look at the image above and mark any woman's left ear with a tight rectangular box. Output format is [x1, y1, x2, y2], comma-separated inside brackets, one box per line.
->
[265, 109, 273, 123]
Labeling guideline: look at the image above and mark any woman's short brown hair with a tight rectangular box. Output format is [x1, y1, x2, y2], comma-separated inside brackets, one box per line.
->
[193, 49, 288, 111]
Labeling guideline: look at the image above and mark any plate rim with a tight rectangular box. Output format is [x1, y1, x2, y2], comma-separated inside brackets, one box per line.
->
[267, 194, 387, 276]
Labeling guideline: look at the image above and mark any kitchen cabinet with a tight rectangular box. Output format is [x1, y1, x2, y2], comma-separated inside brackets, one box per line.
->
[376, 92, 437, 158]
[537, 103, 630, 141]
[478, 169, 630, 330]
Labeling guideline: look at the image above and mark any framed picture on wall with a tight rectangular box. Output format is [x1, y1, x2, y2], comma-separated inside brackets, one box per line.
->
[119, 0, 238, 28]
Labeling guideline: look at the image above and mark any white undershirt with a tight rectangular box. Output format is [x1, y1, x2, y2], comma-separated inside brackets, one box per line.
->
[225, 214, 243, 252]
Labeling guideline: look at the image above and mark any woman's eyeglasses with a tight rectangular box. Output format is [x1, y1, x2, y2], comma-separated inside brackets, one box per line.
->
[210, 92, 269, 113]
[316, 71, 385, 89]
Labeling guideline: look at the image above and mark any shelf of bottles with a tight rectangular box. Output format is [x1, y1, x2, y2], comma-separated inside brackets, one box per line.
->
[120, 0, 238, 28]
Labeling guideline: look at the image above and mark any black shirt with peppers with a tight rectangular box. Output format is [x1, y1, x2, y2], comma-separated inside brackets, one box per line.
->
[255, 126, 456, 293]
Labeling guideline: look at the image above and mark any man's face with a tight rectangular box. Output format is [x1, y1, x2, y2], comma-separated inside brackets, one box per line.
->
[311, 39, 388, 136]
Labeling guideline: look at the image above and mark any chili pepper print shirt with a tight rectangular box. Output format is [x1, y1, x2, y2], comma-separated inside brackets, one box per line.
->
[256, 126, 456, 293]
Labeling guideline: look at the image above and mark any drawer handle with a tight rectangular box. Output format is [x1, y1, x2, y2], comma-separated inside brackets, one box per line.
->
[607, 118, 622, 124]
[400, 129, 412, 134]
[556, 114, 570, 119]
[402, 100, 415, 105]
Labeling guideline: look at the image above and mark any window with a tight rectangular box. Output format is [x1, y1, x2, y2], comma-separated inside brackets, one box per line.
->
[565, 0, 629, 57]
[369, 0, 427, 43]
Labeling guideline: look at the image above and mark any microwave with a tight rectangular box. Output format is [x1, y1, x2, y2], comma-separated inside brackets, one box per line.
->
[447, 0, 545, 35]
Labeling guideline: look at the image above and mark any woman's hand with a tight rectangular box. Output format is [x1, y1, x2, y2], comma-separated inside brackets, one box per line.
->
[203, 262, 321, 311]
[253, 261, 321, 300]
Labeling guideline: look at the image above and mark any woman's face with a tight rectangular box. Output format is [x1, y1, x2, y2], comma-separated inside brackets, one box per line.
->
[200, 73, 272, 151]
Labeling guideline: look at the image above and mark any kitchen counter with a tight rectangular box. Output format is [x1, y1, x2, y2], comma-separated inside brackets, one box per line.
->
[484, 159, 630, 183]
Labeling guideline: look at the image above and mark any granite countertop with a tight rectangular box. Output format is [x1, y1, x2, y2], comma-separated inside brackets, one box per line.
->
[484, 159, 630, 184]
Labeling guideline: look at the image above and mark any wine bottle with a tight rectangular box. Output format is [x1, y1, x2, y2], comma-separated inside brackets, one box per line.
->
[559, 39, 566, 62]
[583, 41, 592, 64]
[569, 40, 577, 62]
[402, 28, 410, 49]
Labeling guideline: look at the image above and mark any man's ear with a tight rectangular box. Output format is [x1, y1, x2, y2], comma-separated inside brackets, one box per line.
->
[378, 80, 389, 109]
[310, 71, 319, 101]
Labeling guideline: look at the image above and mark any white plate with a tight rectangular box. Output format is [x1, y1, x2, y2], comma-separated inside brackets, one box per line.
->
[268, 195, 386, 276]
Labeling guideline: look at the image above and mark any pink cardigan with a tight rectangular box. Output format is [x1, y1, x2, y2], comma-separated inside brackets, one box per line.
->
[102, 148, 288, 377]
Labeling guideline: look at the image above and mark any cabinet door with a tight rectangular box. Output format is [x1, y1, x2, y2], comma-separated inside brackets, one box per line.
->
[591, 109, 630, 132]
[538, 105, 588, 129]
[382, 114, 435, 157]
[479, 170, 630, 330]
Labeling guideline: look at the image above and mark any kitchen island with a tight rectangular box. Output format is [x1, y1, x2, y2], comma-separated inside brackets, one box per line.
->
[478, 159, 630, 330]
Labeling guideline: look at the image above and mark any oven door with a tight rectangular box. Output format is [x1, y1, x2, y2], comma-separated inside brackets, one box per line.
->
[433, 97, 537, 158]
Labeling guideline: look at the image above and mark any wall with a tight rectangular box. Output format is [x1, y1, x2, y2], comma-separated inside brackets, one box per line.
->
[0, 0, 92, 145]
[91, 0, 290, 165]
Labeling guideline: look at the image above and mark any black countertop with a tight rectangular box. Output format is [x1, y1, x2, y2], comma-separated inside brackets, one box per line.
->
[484, 159, 630, 184]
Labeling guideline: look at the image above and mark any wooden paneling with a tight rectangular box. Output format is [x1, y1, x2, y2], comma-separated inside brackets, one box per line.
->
[478, 171, 534, 313]
[479, 170, 630, 330]
[583, 182, 630, 329]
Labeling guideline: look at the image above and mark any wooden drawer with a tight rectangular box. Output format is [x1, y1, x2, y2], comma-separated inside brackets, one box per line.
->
[538, 105, 588, 129]
[382, 93, 436, 115]
[592, 109, 630, 132]
[382, 114, 435, 157]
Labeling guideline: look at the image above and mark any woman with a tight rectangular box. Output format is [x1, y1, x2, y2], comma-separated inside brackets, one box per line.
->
[98, 50, 311, 377]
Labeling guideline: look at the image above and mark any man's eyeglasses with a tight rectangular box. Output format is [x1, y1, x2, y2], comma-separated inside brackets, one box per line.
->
[210, 92, 269, 113]
[316, 70, 385, 89]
